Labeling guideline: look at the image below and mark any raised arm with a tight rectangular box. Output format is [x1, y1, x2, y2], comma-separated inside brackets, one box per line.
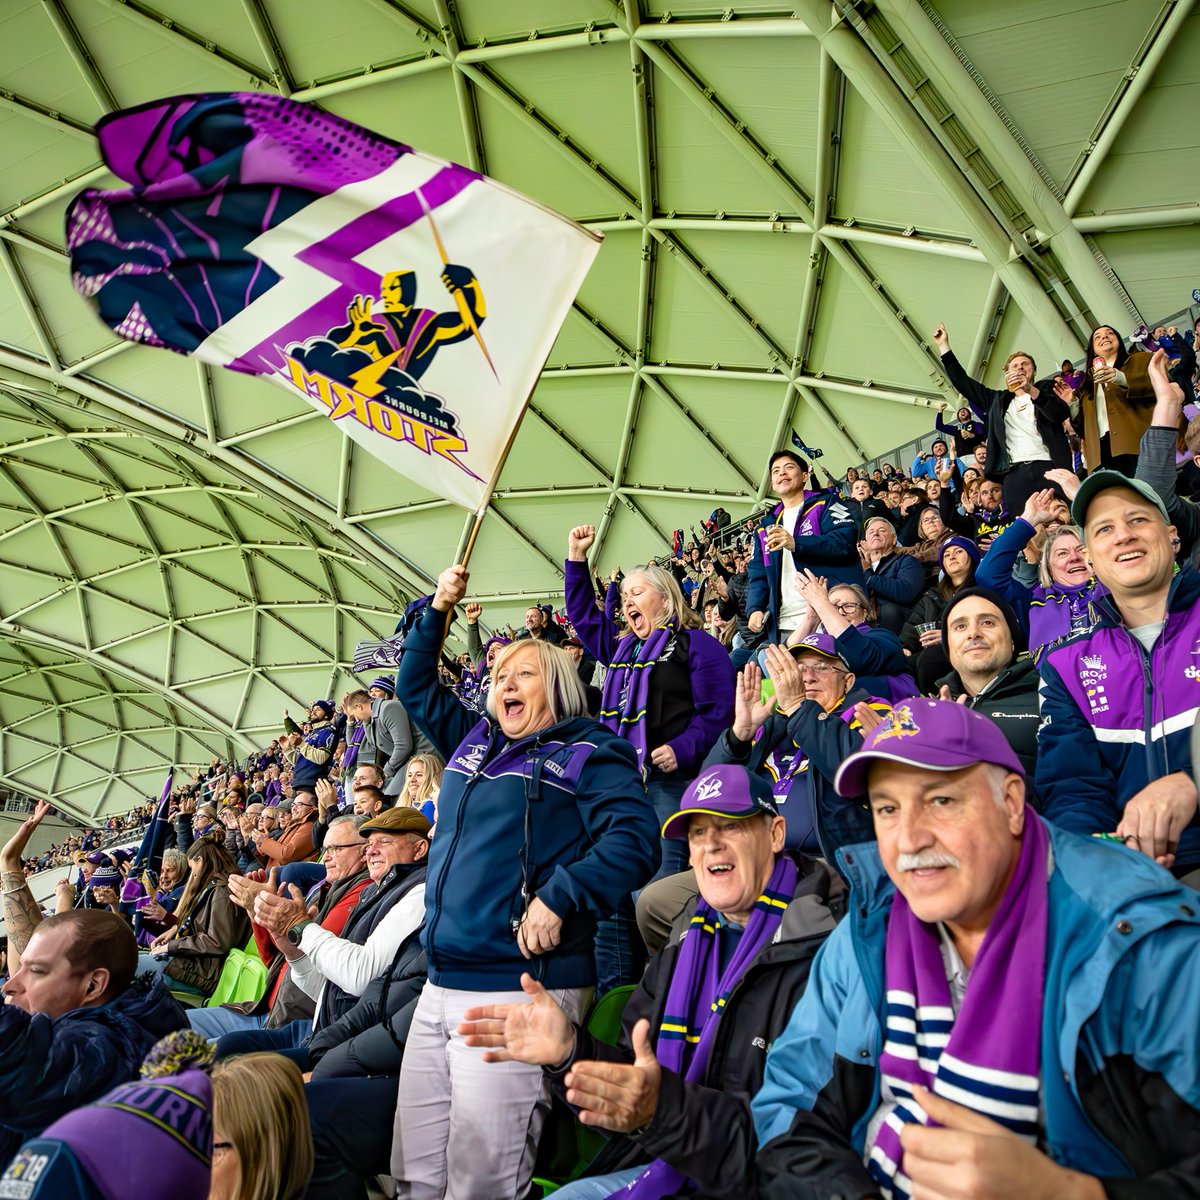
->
[395, 567, 484, 758]
[934, 323, 1002, 415]
[1, 801, 54, 971]
[563, 525, 619, 664]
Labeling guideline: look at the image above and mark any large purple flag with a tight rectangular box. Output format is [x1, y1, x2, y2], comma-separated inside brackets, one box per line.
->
[67, 93, 600, 510]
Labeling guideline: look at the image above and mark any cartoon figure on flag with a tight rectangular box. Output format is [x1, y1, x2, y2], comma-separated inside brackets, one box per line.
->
[66, 91, 599, 514]
[330, 263, 485, 383]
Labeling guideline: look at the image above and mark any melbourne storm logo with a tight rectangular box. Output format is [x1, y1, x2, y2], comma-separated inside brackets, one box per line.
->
[278, 263, 489, 479]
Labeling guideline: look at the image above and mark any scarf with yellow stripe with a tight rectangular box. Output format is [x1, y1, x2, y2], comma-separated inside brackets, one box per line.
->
[598, 621, 675, 775]
[618, 852, 798, 1199]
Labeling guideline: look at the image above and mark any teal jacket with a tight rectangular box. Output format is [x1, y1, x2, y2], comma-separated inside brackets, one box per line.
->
[752, 827, 1200, 1195]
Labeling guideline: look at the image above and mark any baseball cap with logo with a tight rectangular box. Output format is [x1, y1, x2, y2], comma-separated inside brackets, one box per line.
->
[661, 764, 780, 840]
[1071, 468, 1169, 528]
[787, 632, 849, 667]
[833, 698, 1024, 798]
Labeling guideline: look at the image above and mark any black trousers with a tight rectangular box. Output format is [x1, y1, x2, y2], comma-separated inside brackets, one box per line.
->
[1001, 459, 1055, 516]
[305, 1074, 399, 1200]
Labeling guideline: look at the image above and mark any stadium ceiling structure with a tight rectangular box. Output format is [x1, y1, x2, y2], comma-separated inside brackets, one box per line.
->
[1, 0, 1197, 819]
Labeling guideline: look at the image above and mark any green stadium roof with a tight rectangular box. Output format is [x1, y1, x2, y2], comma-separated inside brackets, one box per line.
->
[1, 0, 1197, 818]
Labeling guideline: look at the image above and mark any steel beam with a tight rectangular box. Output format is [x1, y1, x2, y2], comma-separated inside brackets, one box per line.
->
[867, 0, 1132, 330]
[1064, 0, 1194, 215]
[38, 0, 118, 112]
[1074, 205, 1200, 233]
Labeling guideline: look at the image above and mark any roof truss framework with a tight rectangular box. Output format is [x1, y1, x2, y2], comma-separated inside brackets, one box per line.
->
[0, 0, 1195, 814]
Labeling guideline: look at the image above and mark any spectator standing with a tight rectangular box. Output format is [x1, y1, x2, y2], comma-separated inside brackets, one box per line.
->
[565, 529, 735, 882]
[744, 449, 863, 648]
[1067, 324, 1154, 475]
[389, 563, 659, 1200]
[933, 321, 1072, 513]
[936, 402, 986, 458]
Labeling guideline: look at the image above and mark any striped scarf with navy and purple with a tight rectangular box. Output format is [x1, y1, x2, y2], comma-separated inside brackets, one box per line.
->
[866, 812, 1049, 1199]
[598, 622, 676, 774]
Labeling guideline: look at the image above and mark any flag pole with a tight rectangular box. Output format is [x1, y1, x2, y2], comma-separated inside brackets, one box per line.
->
[417, 189, 499, 382]
[441, 401, 530, 646]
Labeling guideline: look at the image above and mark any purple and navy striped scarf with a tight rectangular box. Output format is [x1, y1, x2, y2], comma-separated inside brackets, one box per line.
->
[866, 812, 1049, 1199]
[598, 622, 677, 774]
[615, 853, 798, 1199]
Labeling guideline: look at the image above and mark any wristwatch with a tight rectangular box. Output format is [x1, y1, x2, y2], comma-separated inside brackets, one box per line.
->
[285, 919, 314, 947]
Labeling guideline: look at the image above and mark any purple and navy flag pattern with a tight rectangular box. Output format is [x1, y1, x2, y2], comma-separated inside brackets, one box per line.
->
[67, 92, 600, 511]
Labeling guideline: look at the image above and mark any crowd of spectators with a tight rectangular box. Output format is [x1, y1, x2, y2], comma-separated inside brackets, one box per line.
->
[16, 802, 152, 876]
[2, 317, 1200, 1198]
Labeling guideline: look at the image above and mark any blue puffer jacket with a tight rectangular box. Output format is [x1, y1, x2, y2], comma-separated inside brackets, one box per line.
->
[975, 516, 1107, 663]
[746, 493, 863, 642]
[1036, 565, 1200, 868]
[0, 973, 188, 1158]
[753, 828, 1200, 1191]
[397, 601, 660, 992]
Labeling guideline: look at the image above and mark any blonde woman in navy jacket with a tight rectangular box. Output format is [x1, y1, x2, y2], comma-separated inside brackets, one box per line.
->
[390, 563, 659, 1200]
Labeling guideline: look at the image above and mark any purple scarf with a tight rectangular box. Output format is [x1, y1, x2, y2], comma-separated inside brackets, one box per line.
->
[340, 721, 365, 775]
[614, 853, 799, 1199]
[599, 622, 676, 774]
[866, 812, 1050, 1200]
[1029, 580, 1106, 663]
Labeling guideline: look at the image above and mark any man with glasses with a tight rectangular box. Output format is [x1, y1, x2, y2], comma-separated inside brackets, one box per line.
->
[209, 807, 430, 1063]
[637, 634, 885, 953]
[187, 813, 373, 1042]
[254, 786, 320, 872]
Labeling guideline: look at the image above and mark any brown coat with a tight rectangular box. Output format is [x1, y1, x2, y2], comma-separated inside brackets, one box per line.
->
[255, 812, 319, 871]
[1079, 349, 1155, 465]
[165, 878, 250, 996]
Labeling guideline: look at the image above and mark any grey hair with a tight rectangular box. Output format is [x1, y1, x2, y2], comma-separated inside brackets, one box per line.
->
[982, 762, 1016, 809]
[327, 813, 368, 835]
[161, 848, 187, 878]
[1038, 525, 1084, 589]
[621, 564, 703, 630]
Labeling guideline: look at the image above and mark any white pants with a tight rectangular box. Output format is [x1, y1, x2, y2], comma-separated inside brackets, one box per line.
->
[391, 980, 592, 1200]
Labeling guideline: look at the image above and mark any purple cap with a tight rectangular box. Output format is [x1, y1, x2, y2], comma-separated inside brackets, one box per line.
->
[787, 632, 849, 667]
[833, 698, 1024, 797]
[661, 764, 779, 839]
[85, 851, 110, 866]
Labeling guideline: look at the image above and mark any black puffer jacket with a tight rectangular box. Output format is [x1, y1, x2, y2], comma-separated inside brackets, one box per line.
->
[935, 656, 1041, 789]
[550, 855, 842, 1198]
[307, 931, 427, 1079]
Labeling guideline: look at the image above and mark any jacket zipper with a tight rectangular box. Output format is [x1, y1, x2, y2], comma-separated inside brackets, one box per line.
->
[425, 723, 502, 972]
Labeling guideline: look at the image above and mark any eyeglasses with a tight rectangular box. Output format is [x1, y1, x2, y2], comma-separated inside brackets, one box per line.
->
[322, 842, 362, 855]
[796, 662, 845, 677]
[831, 602, 864, 614]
